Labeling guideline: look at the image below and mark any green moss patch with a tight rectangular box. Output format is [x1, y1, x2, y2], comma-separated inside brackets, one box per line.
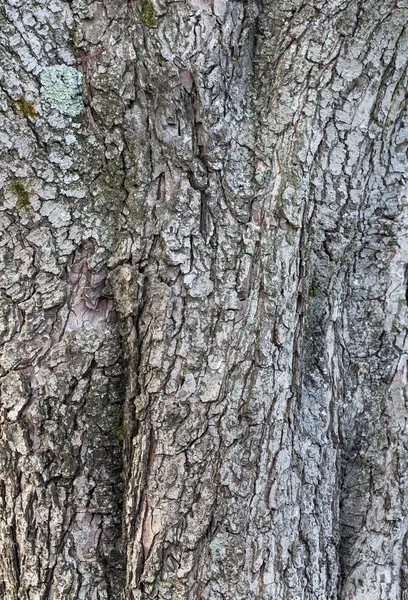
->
[9, 179, 32, 214]
[141, 0, 157, 27]
[14, 94, 38, 119]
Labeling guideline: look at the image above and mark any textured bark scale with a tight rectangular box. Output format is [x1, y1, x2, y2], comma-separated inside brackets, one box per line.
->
[1, 0, 408, 599]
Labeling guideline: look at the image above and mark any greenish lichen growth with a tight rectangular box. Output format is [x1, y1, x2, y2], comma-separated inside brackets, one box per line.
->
[40, 65, 83, 117]
[116, 420, 125, 442]
[308, 280, 319, 298]
[156, 580, 187, 600]
[9, 179, 32, 214]
[14, 94, 38, 119]
[141, 0, 157, 27]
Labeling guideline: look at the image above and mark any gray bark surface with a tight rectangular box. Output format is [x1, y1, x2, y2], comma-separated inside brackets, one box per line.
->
[1, 1, 408, 599]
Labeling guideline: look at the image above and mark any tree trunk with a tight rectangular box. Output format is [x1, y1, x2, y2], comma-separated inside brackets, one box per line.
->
[2, 0, 408, 599]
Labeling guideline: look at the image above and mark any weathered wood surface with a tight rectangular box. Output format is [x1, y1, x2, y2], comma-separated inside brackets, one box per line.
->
[1, 1, 408, 598]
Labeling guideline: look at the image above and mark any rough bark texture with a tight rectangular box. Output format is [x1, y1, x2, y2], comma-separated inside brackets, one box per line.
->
[2, 0, 408, 599]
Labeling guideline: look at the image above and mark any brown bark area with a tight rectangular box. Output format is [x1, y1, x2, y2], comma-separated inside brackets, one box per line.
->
[1, 0, 408, 599]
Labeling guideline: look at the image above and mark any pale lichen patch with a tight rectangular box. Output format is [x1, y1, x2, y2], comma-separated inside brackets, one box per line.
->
[40, 65, 83, 116]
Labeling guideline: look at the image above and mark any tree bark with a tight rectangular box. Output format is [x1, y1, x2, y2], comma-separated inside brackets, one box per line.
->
[2, 0, 408, 599]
